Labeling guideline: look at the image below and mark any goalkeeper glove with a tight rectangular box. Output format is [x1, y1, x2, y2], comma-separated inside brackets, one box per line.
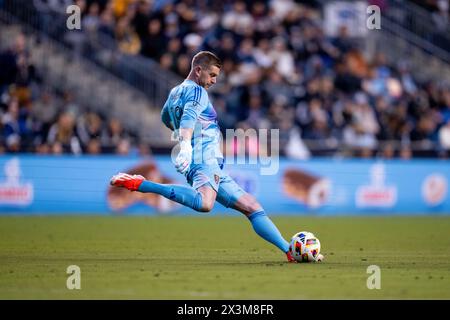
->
[175, 139, 192, 174]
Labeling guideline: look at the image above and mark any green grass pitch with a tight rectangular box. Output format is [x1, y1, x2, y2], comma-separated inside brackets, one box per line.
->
[0, 215, 449, 299]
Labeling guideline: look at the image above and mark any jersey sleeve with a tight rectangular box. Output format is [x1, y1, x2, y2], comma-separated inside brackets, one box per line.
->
[179, 86, 209, 130]
[160, 99, 173, 130]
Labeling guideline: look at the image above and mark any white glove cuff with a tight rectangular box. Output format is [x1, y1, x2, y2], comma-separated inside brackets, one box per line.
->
[179, 140, 192, 151]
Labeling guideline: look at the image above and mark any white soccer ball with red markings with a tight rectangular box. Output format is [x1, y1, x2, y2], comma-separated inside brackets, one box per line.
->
[289, 231, 322, 262]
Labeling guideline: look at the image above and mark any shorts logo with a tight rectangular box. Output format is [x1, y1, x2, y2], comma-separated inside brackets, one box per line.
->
[214, 174, 219, 185]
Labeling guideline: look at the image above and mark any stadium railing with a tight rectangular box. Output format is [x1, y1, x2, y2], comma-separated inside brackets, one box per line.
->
[0, 0, 183, 112]
[372, 18, 450, 83]
[0, 10, 172, 147]
[385, 0, 450, 61]
[316, 0, 450, 82]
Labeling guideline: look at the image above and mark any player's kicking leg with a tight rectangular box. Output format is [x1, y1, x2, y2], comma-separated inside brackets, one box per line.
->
[110, 172, 216, 212]
[230, 193, 297, 263]
[215, 176, 297, 263]
[230, 192, 324, 262]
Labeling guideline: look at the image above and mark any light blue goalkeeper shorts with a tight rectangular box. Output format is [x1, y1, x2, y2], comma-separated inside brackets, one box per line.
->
[186, 158, 245, 208]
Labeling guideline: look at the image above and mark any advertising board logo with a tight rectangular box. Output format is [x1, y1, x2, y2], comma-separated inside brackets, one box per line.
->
[0, 158, 34, 206]
[356, 163, 397, 208]
[282, 168, 330, 209]
[422, 174, 447, 206]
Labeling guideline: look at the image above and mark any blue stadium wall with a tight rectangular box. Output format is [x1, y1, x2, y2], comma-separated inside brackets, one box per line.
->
[0, 155, 449, 215]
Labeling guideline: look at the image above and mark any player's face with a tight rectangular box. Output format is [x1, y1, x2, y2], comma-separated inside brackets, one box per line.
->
[197, 65, 220, 89]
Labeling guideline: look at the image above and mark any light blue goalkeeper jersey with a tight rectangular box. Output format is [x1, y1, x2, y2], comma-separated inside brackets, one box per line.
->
[161, 79, 223, 164]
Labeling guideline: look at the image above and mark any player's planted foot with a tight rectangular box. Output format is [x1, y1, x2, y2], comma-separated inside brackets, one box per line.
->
[110, 173, 145, 191]
[316, 254, 324, 262]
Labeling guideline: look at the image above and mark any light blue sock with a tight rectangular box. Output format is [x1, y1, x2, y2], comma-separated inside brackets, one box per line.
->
[248, 210, 290, 253]
[138, 181, 203, 211]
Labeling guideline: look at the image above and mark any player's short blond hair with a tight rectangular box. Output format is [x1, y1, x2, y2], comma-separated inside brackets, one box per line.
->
[191, 51, 222, 69]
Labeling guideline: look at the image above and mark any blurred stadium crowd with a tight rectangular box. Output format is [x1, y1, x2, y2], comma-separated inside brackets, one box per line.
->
[0, 33, 139, 155]
[1, 0, 450, 158]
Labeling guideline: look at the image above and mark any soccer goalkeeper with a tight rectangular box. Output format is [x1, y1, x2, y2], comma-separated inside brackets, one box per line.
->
[111, 51, 298, 262]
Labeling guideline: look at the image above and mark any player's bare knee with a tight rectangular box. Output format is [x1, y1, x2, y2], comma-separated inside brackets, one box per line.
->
[197, 187, 216, 213]
[234, 193, 263, 216]
[240, 202, 262, 216]
[245, 204, 263, 216]
[198, 197, 214, 212]
[250, 202, 263, 213]
[198, 201, 214, 213]
[245, 195, 262, 213]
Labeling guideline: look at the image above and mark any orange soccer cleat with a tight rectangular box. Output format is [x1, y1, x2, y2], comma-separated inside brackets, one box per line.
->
[110, 173, 145, 191]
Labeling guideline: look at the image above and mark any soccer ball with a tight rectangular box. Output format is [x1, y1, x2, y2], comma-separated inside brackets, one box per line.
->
[289, 231, 322, 262]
